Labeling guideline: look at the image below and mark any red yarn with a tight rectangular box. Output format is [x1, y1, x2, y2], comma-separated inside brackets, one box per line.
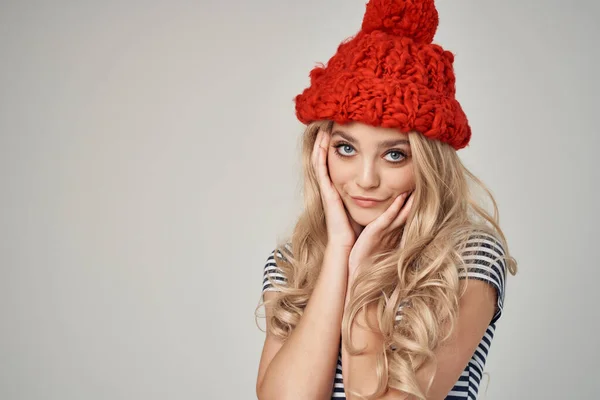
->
[294, 0, 471, 150]
[362, 0, 438, 44]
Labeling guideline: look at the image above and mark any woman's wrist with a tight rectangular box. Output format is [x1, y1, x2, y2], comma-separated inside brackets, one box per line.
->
[325, 242, 353, 258]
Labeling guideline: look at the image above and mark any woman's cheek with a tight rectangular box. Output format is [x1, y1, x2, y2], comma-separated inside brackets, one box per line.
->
[327, 153, 345, 188]
[384, 165, 415, 193]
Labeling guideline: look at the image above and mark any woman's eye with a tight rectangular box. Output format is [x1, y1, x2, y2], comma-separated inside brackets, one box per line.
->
[337, 144, 355, 156]
[385, 151, 405, 162]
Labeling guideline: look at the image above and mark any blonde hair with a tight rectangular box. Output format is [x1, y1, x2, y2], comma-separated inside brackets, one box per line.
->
[255, 120, 518, 399]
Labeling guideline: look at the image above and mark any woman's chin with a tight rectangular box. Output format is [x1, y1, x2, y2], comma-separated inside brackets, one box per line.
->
[347, 207, 383, 227]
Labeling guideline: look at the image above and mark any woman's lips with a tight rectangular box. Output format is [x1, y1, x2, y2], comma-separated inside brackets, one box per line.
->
[350, 196, 384, 208]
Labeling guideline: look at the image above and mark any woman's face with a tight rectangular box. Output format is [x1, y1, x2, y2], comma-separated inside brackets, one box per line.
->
[327, 122, 416, 229]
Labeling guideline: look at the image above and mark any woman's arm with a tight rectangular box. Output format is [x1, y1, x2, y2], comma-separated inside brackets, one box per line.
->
[341, 278, 496, 400]
[256, 245, 351, 400]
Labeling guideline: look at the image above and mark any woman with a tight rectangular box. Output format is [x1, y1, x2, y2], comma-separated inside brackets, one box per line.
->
[255, 1, 518, 399]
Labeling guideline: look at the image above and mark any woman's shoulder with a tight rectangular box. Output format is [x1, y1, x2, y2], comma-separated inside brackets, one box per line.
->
[463, 227, 505, 249]
[458, 228, 506, 262]
[457, 228, 508, 324]
[458, 228, 507, 273]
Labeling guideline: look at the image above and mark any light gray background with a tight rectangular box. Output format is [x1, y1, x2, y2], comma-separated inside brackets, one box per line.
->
[1, 0, 598, 399]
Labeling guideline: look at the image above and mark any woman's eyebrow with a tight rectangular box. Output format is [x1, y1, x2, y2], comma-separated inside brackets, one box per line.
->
[331, 130, 410, 147]
[379, 138, 410, 147]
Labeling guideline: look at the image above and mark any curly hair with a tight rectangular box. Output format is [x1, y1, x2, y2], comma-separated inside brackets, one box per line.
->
[255, 120, 517, 399]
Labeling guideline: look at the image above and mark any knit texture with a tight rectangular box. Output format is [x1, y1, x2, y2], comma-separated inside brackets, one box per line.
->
[294, 0, 471, 150]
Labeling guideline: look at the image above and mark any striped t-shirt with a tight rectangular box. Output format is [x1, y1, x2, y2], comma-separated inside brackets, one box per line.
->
[261, 231, 507, 399]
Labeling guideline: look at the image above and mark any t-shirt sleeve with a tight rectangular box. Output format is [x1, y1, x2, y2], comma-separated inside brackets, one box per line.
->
[262, 248, 288, 295]
[458, 231, 507, 325]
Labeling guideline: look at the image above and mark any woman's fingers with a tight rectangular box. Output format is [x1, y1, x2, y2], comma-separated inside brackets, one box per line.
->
[315, 132, 335, 198]
[390, 191, 414, 230]
[365, 191, 413, 237]
[311, 130, 330, 196]
[311, 130, 322, 170]
[363, 193, 405, 235]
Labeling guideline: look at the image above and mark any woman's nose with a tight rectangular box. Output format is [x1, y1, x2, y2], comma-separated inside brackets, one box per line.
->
[355, 162, 380, 189]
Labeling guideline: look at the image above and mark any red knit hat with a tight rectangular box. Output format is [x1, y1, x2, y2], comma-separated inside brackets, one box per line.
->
[294, 0, 471, 150]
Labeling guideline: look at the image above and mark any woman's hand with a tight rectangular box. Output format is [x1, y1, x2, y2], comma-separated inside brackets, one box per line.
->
[347, 192, 415, 281]
[311, 129, 356, 251]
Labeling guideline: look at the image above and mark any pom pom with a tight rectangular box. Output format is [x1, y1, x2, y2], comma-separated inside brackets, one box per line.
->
[361, 0, 439, 44]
